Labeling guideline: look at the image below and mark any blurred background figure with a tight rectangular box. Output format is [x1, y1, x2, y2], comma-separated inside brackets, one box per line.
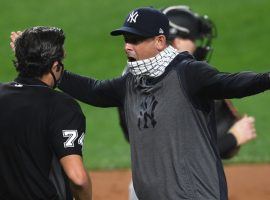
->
[119, 5, 257, 200]
[162, 5, 257, 158]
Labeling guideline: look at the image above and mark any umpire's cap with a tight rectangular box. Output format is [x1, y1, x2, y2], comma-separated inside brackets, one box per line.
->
[111, 7, 169, 38]
[162, 5, 214, 40]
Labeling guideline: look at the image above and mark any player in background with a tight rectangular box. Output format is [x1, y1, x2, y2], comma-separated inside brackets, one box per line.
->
[162, 5, 256, 158]
[4, 27, 92, 200]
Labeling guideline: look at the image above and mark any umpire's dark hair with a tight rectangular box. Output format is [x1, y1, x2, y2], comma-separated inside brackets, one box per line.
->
[14, 26, 65, 78]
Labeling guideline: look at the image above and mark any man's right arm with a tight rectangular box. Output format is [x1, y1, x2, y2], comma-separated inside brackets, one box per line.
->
[10, 31, 126, 108]
[59, 70, 126, 107]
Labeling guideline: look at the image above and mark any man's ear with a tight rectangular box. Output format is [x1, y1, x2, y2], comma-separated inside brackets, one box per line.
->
[52, 61, 61, 72]
[155, 35, 167, 51]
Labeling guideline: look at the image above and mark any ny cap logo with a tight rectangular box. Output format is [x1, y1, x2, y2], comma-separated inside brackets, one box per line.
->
[127, 11, 139, 23]
[159, 28, 164, 34]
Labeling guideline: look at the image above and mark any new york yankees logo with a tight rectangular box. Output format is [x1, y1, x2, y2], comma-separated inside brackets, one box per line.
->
[138, 95, 158, 130]
[127, 11, 139, 23]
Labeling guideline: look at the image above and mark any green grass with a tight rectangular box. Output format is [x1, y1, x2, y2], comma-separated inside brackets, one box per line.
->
[0, 0, 270, 169]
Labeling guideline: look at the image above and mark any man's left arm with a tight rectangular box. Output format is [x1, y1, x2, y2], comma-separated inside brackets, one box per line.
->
[185, 61, 270, 99]
[50, 96, 92, 199]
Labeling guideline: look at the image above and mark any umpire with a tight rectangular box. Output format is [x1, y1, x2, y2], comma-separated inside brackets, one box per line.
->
[1, 27, 91, 200]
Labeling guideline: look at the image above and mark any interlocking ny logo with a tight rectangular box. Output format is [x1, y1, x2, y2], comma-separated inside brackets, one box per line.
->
[127, 11, 139, 23]
[138, 95, 158, 130]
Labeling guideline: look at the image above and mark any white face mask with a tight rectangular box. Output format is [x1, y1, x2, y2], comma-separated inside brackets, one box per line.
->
[127, 45, 179, 77]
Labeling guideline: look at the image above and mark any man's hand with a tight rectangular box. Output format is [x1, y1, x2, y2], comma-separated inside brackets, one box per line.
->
[10, 31, 22, 52]
[229, 115, 257, 146]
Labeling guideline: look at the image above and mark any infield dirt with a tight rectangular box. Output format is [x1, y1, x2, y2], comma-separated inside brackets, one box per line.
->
[90, 164, 270, 200]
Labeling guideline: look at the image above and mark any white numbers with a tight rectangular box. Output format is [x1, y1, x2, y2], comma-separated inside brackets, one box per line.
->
[62, 130, 85, 148]
[78, 133, 85, 146]
[63, 130, 78, 148]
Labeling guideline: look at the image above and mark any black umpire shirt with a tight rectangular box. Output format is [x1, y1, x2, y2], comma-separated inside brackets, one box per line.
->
[0, 76, 86, 200]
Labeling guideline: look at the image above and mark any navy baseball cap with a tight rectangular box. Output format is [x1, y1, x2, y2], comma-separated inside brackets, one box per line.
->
[110, 7, 169, 38]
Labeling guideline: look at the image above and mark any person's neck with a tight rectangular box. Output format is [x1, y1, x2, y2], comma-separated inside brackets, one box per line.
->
[39, 74, 53, 88]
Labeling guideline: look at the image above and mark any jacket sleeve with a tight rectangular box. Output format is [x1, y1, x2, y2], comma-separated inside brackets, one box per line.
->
[182, 60, 270, 99]
[217, 133, 238, 159]
[58, 70, 126, 107]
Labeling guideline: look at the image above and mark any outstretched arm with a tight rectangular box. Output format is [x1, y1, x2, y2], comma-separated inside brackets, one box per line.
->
[10, 30, 126, 108]
[181, 60, 270, 99]
[59, 70, 126, 107]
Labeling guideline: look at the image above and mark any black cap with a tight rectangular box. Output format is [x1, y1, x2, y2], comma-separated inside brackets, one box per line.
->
[162, 5, 214, 40]
[111, 7, 169, 38]
[162, 5, 217, 61]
